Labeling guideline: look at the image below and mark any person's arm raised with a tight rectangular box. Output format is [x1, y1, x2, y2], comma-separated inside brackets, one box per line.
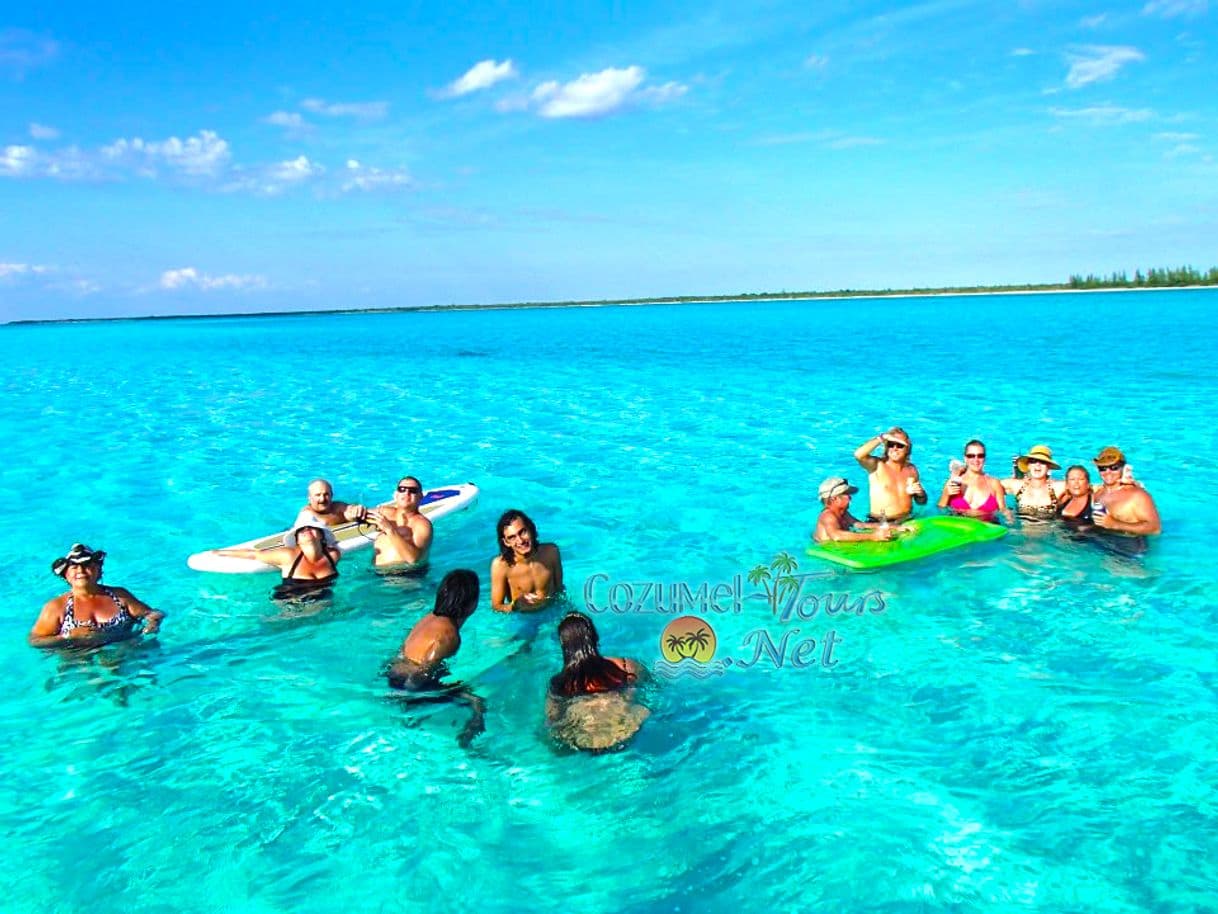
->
[854, 433, 885, 472]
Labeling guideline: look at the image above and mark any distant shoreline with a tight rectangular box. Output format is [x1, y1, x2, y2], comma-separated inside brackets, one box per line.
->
[6, 282, 1214, 327]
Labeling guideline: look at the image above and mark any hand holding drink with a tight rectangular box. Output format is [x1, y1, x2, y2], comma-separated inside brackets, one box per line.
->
[947, 460, 965, 495]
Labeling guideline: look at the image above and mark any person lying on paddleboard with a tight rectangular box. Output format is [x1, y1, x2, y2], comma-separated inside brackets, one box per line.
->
[30, 544, 164, 648]
[370, 475, 433, 574]
[813, 477, 909, 543]
[211, 524, 342, 600]
[853, 426, 927, 522]
[490, 509, 563, 612]
[385, 569, 485, 747]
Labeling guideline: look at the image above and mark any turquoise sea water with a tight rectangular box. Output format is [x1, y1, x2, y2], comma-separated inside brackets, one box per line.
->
[2, 290, 1216, 912]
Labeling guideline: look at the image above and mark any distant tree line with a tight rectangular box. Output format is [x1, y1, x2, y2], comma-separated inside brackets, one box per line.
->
[1067, 265, 1218, 289]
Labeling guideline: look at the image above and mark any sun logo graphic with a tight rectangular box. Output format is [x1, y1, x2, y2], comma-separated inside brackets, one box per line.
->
[654, 616, 729, 679]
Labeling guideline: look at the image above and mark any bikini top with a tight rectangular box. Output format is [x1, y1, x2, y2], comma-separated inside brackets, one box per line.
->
[59, 588, 135, 637]
[285, 549, 339, 582]
[1015, 479, 1058, 519]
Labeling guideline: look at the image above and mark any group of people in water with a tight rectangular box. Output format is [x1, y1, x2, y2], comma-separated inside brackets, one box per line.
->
[29, 476, 647, 751]
[813, 427, 1162, 544]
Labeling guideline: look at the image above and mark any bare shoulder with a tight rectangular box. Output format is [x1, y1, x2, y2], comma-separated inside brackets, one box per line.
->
[42, 592, 69, 614]
[540, 542, 562, 563]
[490, 555, 508, 575]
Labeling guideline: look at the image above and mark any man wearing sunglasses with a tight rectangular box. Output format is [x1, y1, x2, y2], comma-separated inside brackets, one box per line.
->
[1091, 447, 1161, 536]
[853, 426, 927, 522]
[294, 478, 370, 529]
[370, 476, 434, 570]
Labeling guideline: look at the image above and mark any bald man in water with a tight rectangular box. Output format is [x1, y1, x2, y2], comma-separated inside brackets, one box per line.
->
[294, 478, 369, 529]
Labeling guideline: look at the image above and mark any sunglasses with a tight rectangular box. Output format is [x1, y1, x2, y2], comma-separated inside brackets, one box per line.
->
[965, 452, 986, 459]
[886, 441, 908, 450]
[1026, 458, 1048, 466]
[396, 485, 422, 494]
[1096, 462, 1124, 473]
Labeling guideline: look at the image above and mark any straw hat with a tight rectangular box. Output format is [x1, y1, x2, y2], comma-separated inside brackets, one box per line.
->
[1016, 444, 1060, 473]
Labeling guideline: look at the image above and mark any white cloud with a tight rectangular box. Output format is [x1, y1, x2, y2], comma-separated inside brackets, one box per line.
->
[300, 98, 389, 120]
[804, 54, 830, 70]
[825, 135, 883, 149]
[0, 28, 60, 74]
[4, 129, 409, 198]
[29, 122, 59, 140]
[1142, 0, 1207, 17]
[341, 159, 412, 193]
[268, 155, 322, 183]
[1154, 131, 1199, 141]
[529, 66, 686, 119]
[1011, 48, 1036, 57]
[1050, 105, 1154, 125]
[264, 111, 310, 131]
[1080, 14, 1109, 28]
[1, 144, 37, 176]
[101, 130, 232, 177]
[0, 261, 51, 280]
[441, 59, 518, 98]
[1065, 46, 1146, 89]
[159, 267, 267, 292]
[753, 129, 883, 148]
[224, 156, 325, 196]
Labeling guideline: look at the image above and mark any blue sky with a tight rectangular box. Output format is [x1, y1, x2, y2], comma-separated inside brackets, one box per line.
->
[1, 0, 1215, 320]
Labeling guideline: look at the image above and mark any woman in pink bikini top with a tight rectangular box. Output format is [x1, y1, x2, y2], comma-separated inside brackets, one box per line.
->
[937, 440, 1012, 523]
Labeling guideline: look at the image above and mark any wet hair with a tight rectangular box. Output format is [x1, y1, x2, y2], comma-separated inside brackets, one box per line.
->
[496, 509, 538, 565]
[549, 612, 633, 698]
[398, 475, 422, 490]
[964, 439, 985, 454]
[432, 569, 479, 622]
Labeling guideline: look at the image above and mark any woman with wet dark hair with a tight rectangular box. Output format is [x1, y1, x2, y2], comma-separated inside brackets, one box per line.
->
[30, 543, 164, 648]
[549, 612, 637, 696]
[546, 612, 648, 751]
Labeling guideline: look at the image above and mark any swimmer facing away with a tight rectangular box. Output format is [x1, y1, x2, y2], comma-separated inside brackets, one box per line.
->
[386, 569, 485, 747]
[545, 612, 649, 752]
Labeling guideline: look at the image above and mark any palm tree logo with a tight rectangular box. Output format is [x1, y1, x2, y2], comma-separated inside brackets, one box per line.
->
[660, 616, 717, 663]
[747, 551, 800, 615]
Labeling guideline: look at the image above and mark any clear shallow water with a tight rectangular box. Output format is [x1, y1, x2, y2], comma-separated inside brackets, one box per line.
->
[2, 290, 1216, 912]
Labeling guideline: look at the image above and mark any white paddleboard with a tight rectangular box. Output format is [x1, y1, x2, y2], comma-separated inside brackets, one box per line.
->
[187, 483, 479, 573]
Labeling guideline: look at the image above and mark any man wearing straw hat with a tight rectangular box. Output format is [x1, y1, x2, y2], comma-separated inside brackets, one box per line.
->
[1091, 446, 1161, 536]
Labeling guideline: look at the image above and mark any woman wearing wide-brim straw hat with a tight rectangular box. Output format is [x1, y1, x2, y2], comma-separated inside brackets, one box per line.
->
[29, 543, 164, 648]
[1001, 444, 1065, 521]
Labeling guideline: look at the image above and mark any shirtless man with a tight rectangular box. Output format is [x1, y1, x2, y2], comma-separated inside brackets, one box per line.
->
[293, 478, 368, 529]
[853, 426, 927, 522]
[386, 569, 485, 747]
[387, 569, 479, 688]
[1091, 446, 1161, 535]
[813, 477, 903, 543]
[370, 476, 433, 571]
[490, 509, 563, 612]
